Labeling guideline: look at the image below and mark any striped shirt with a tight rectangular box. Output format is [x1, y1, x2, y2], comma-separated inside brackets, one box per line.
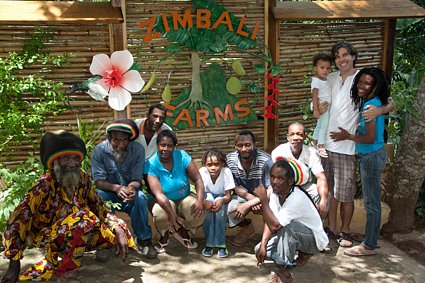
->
[226, 149, 272, 194]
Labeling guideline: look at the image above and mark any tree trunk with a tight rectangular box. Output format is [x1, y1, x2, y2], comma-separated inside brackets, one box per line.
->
[382, 77, 425, 232]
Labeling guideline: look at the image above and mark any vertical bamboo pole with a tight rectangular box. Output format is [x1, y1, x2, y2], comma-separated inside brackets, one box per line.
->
[110, 0, 129, 119]
[264, 0, 279, 153]
[382, 19, 397, 83]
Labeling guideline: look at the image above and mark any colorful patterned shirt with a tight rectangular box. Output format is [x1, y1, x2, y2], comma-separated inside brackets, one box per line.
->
[1, 171, 126, 261]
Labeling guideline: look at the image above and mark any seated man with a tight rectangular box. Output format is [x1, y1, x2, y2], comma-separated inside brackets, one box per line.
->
[134, 103, 172, 160]
[254, 159, 328, 283]
[1, 130, 133, 283]
[91, 119, 156, 259]
[271, 122, 328, 218]
[226, 130, 272, 246]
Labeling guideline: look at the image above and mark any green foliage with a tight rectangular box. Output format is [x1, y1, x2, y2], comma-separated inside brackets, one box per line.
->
[0, 28, 70, 152]
[387, 13, 425, 144]
[76, 116, 107, 172]
[0, 156, 43, 232]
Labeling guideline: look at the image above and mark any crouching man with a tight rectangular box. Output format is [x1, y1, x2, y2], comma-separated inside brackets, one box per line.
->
[1, 130, 134, 283]
[254, 159, 328, 283]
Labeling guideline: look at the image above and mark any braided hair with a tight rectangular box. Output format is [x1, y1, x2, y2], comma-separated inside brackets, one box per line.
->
[350, 67, 389, 112]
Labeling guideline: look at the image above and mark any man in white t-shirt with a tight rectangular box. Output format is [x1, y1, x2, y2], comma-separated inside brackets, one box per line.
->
[321, 42, 395, 247]
[134, 104, 172, 160]
[254, 159, 328, 283]
[271, 122, 328, 218]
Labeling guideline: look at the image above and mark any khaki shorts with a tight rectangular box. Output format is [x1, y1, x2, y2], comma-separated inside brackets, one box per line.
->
[321, 151, 356, 202]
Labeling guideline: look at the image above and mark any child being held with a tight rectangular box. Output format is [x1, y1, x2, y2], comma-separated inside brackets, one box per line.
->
[311, 52, 333, 158]
[199, 148, 235, 258]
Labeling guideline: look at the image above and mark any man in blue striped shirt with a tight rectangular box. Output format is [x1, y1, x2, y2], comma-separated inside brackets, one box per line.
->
[226, 130, 272, 246]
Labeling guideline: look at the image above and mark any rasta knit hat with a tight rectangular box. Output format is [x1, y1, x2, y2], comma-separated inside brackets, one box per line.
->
[275, 156, 310, 186]
[106, 119, 139, 141]
[40, 130, 87, 170]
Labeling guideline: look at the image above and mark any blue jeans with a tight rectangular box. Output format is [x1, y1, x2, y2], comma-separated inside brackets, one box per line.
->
[203, 193, 228, 247]
[358, 147, 387, 249]
[254, 220, 318, 269]
[96, 189, 153, 241]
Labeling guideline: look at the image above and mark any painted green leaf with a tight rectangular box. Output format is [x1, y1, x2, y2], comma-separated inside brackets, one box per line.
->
[166, 63, 257, 129]
[164, 44, 182, 54]
[254, 64, 266, 74]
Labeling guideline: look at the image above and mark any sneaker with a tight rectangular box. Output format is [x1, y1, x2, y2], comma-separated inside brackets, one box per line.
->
[136, 238, 158, 259]
[217, 248, 228, 258]
[202, 247, 214, 257]
[95, 248, 112, 262]
[231, 223, 255, 246]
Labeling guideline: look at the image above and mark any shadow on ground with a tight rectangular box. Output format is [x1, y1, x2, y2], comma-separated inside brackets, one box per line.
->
[1, 234, 425, 283]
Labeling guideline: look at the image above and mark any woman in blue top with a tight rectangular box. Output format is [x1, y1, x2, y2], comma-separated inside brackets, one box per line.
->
[330, 67, 389, 256]
[144, 130, 205, 253]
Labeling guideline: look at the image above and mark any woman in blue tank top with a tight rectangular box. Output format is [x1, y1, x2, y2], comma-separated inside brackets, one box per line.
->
[330, 67, 389, 256]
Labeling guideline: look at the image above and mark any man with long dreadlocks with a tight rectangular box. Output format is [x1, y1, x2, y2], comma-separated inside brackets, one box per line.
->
[1, 131, 134, 283]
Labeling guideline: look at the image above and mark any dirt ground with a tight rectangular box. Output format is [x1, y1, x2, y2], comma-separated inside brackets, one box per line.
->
[384, 219, 425, 266]
[1, 228, 425, 283]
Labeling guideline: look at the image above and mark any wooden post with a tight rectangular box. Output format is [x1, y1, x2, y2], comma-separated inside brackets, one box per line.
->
[264, 0, 280, 153]
[382, 19, 397, 83]
[110, 0, 129, 119]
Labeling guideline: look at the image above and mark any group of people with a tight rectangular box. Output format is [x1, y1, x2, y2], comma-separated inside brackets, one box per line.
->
[1, 41, 394, 283]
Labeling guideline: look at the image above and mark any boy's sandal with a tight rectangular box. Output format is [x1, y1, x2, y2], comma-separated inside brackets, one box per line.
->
[337, 232, 353, 248]
[344, 245, 376, 257]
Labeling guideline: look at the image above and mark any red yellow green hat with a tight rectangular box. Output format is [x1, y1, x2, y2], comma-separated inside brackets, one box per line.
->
[40, 130, 86, 169]
[106, 119, 139, 141]
[274, 156, 309, 185]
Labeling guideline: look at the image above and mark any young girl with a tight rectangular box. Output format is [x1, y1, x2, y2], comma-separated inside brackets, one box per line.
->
[330, 67, 389, 256]
[311, 52, 333, 158]
[199, 148, 235, 258]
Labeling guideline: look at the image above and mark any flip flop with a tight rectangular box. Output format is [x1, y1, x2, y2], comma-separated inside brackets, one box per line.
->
[344, 245, 376, 257]
[173, 227, 198, 249]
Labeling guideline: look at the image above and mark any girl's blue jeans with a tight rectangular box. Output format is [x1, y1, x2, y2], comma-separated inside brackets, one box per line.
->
[358, 146, 387, 249]
[203, 192, 228, 247]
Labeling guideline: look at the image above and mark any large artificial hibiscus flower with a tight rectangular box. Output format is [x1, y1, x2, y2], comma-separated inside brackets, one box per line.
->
[89, 50, 144, 111]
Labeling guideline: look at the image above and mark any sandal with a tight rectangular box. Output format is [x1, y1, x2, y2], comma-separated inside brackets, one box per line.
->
[324, 227, 336, 239]
[344, 245, 376, 257]
[268, 272, 293, 283]
[337, 232, 353, 248]
[173, 227, 198, 249]
[295, 251, 312, 267]
[154, 232, 169, 253]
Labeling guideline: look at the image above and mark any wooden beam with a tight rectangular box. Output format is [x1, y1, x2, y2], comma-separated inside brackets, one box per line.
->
[264, 0, 280, 153]
[110, 0, 128, 119]
[0, 1, 123, 23]
[273, 0, 425, 21]
[382, 19, 397, 83]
